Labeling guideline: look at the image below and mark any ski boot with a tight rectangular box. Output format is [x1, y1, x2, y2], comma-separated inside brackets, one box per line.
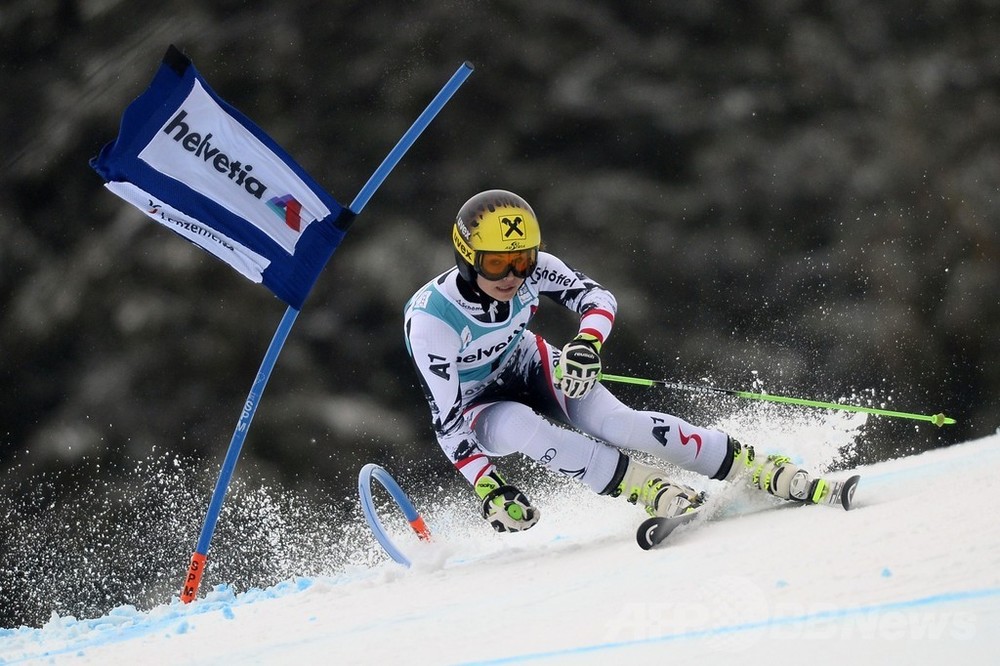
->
[717, 438, 859, 510]
[608, 456, 706, 518]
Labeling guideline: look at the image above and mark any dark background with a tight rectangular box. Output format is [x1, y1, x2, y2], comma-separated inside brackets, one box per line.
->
[1, 0, 997, 626]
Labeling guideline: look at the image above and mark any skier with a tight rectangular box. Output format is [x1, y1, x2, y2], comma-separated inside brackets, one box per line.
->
[404, 189, 845, 534]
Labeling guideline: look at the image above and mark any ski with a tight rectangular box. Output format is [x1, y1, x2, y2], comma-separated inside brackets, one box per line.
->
[636, 509, 701, 550]
[812, 474, 861, 510]
[636, 474, 862, 550]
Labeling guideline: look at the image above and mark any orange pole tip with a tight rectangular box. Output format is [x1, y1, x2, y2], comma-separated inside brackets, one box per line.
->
[409, 515, 432, 542]
[180, 552, 207, 604]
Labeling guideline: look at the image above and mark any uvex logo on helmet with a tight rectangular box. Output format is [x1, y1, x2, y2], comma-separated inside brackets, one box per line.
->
[162, 110, 270, 200]
[453, 225, 475, 264]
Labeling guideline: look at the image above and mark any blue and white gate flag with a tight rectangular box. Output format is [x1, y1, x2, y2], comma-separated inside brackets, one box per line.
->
[91, 45, 354, 309]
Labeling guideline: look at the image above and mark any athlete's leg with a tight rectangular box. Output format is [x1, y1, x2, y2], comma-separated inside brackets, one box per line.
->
[468, 401, 622, 493]
[566, 384, 730, 478]
[568, 386, 832, 503]
[469, 400, 704, 517]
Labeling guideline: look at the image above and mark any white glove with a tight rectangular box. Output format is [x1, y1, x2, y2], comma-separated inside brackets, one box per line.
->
[557, 334, 602, 399]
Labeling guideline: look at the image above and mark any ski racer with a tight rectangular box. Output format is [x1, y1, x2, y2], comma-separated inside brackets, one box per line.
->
[403, 189, 842, 533]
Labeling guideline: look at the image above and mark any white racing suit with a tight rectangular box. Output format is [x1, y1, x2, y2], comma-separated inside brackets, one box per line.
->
[403, 251, 731, 494]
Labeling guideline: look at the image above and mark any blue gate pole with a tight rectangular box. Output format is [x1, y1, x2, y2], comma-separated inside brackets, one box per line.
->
[180, 61, 474, 603]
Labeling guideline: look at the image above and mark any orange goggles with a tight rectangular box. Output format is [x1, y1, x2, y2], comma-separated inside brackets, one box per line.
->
[475, 248, 538, 281]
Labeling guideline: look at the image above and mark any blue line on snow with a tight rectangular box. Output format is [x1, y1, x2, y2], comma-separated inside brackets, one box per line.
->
[457, 586, 1000, 665]
[858, 440, 1000, 489]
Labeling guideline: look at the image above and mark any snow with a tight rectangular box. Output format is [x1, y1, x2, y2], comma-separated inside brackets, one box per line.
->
[3, 428, 999, 665]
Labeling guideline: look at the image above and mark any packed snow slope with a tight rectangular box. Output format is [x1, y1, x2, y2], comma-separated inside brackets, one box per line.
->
[3, 425, 999, 665]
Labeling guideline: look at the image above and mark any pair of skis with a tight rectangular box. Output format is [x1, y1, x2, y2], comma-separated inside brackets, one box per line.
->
[637, 474, 861, 550]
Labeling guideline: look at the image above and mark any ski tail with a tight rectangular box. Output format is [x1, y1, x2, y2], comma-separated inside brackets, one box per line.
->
[810, 474, 861, 510]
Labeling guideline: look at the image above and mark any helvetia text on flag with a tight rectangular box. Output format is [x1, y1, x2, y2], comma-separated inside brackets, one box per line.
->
[90, 45, 354, 309]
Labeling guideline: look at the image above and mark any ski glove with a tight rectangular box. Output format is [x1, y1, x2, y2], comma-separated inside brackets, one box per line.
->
[475, 471, 540, 533]
[556, 333, 602, 399]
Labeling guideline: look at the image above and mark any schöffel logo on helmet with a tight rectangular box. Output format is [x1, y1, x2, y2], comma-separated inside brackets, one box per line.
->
[162, 110, 269, 200]
[499, 215, 525, 239]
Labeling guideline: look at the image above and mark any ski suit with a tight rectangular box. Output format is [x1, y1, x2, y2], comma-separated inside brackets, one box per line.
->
[403, 251, 730, 493]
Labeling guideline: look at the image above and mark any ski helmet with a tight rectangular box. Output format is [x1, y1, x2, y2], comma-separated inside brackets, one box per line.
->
[452, 189, 541, 283]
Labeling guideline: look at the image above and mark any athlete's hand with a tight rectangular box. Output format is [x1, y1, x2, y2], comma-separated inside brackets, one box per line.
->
[556, 334, 602, 399]
[476, 471, 540, 533]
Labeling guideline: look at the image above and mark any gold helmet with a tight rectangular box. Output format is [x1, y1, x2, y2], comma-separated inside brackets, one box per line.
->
[452, 189, 541, 282]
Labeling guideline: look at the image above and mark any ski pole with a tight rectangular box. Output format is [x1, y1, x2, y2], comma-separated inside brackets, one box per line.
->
[598, 372, 956, 427]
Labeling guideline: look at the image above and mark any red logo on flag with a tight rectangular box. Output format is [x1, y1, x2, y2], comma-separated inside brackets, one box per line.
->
[267, 195, 302, 231]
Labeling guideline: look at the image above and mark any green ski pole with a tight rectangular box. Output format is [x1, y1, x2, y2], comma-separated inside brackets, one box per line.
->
[599, 373, 956, 427]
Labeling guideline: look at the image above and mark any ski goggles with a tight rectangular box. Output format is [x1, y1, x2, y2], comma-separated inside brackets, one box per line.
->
[475, 248, 538, 281]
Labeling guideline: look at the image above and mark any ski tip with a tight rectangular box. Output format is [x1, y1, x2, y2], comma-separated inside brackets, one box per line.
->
[635, 511, 700, 550]
[841, 474, 861, 511]
[636, 517, 660, 550]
